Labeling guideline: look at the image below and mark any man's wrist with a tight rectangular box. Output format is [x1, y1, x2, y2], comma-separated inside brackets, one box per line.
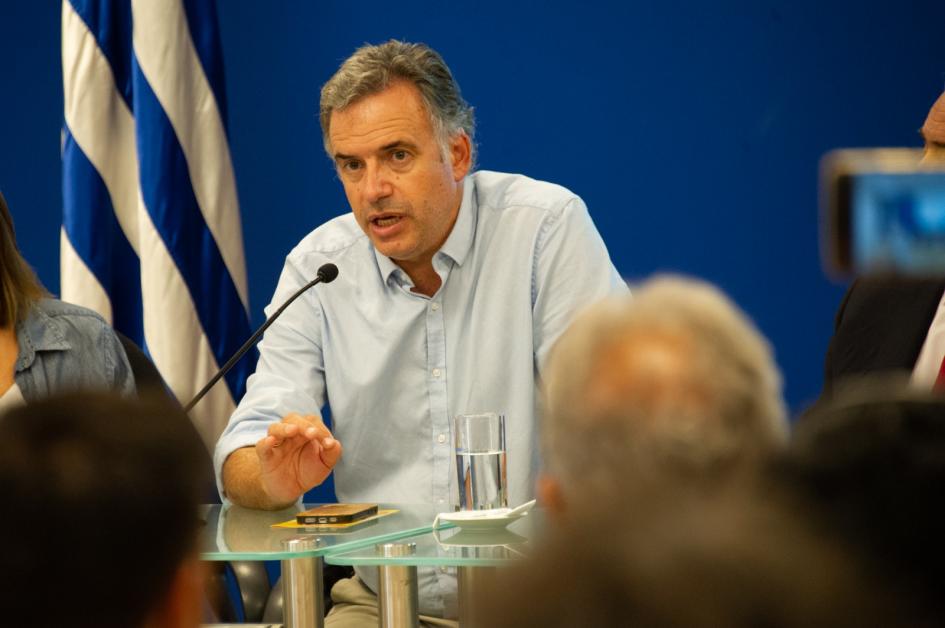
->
[221, 447, 295, 510]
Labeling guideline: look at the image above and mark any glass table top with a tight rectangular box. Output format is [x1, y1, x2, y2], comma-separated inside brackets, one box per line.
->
[199, 503, 442, 561]
[324, 510, 543, 568]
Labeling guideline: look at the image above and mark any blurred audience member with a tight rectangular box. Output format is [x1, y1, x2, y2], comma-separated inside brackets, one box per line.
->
[538, 275, 788, 514]
[0, 392, 210, 628]
[481, 479, 928, 628]
[775, 381, 945, 621]
[0, 191, 134, 412]
[822, 89, 945, 394]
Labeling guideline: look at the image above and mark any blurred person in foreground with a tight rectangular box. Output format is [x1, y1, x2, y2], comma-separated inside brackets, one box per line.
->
[0, 190, 134, 413]
[822, 89, 945, 394]
[0, 392, 210, 628]
[538, 275, 789, 515]
[480, 477, 930, 628]
[774, 380, 945, 622]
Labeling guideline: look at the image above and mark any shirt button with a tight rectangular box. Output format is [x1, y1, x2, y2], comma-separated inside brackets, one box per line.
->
[432, 368, 441, 378]
[437, 433, 447, 444]
[431, 303, 440, 311]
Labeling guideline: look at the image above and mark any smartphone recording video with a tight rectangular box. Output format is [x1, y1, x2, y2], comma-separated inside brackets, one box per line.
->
[821, 148, 945, 277]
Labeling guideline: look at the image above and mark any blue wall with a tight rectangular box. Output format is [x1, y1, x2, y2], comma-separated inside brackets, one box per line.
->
[2, 1, 944, 413]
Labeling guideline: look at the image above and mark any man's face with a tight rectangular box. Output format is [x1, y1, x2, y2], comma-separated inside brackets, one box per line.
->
[329, 81, 471, 274]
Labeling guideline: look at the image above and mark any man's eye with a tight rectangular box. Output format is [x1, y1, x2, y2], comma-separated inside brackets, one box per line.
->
[343, 161, 361, 171]
[391, 150, 409, 161]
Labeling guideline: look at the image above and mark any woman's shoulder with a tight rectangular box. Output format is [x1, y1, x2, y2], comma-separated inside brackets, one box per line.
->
[33, 298, 110, 324]
[25, 298, 117, 350]
[16, 299, 135, 398]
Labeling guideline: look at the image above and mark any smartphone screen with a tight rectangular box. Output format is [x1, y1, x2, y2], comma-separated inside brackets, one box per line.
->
[849, 172, 945, 274]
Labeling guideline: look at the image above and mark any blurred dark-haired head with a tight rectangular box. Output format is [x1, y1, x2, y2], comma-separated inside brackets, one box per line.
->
[0, 190, 46, 327]
[775, 381, 945, 620]
[0, 392, 211, 628]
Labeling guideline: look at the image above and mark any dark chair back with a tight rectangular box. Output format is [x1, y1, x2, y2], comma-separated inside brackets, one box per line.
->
[115, 331, 171, 398]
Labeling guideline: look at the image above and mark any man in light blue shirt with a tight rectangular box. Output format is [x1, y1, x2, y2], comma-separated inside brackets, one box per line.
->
[215, 40, 625, 624]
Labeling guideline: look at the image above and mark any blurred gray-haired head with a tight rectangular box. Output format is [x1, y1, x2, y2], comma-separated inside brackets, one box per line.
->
[319, 40, 476, 166]
[542, 275, 787, 498]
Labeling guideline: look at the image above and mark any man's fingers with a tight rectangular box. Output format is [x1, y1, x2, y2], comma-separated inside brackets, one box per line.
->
[255, 434, 281, 459]
[282, 413, 333, 441]
[258, 424, 306, 454]
[267, 421, 301, 440]
[257, 414, 338, 477]
[319, 436, 343, 468]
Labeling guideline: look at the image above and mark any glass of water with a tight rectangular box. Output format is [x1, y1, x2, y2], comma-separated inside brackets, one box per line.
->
[453, 412, 508, 511]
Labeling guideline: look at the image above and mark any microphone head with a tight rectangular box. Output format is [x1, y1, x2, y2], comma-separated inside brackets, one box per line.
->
[317, 263, 339, 283]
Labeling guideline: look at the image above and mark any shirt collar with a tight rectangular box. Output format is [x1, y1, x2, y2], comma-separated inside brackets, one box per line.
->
[15, 302, 71, 372]
[374, 246, 401, 284]
[374, 177, 477, 284]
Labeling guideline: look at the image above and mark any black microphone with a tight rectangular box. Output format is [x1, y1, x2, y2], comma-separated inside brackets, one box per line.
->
[183, 263, 339, 414]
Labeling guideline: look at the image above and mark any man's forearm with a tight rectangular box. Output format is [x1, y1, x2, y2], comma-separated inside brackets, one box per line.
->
[221, 447, 297, 510]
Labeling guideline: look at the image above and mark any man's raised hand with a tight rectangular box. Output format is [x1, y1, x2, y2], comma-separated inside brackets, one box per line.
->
[255, 413, 342, 507]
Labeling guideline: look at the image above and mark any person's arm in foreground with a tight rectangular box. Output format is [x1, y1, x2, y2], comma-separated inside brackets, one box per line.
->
[216, 247, 338, 510]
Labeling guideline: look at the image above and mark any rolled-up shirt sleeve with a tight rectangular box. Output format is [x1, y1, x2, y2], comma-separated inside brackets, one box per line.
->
[213, 249, 329, 498]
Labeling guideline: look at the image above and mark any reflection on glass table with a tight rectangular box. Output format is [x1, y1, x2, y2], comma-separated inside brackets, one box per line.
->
[199, 503, 441, 628]
[325, 510, 543, 626]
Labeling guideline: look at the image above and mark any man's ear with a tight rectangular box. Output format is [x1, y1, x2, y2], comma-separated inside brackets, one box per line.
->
[449, 131, 472, 181]
[148, 553, 205, 628]
[537, 473, 566, 518]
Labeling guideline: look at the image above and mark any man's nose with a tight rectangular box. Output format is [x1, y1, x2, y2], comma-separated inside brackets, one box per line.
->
[361, 163, 393, 203]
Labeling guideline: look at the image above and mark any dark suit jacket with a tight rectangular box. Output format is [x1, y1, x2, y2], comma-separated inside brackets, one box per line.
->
[823, 276, 945, 394]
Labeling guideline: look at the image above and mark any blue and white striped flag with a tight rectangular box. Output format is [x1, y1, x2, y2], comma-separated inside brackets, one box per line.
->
[60, 0, 254, 446]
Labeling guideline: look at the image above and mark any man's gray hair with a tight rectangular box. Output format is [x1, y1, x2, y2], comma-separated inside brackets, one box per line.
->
[320, 40, 476, 165]
[542, 275, 788, 496]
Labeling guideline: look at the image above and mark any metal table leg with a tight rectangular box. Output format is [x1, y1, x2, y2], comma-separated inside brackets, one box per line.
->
[281, 537, 325, 628]
[376, 542, 419, 628]
[457, 566, 495, 628]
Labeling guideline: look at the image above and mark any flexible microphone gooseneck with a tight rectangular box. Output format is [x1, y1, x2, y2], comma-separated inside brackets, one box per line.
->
[183, 263, 339, 414]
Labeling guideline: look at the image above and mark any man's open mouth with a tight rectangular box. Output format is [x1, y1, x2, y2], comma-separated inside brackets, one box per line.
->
[372, 215, 402, 227]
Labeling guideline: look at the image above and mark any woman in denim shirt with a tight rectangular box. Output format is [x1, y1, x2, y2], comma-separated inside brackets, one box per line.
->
[0, 192, 134, 410]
